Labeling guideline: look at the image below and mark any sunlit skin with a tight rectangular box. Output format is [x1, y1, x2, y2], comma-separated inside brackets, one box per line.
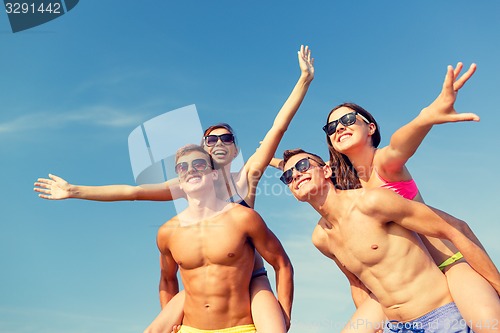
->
[327, 108, 376, 159]
[157, 150, 293, 331]
[203, 128, 239, 168]
[283, 153, 452, 322]
[34, 45, 315, 333]
[202, 128, 250, 206]
[323, 63, 500, 332]
[282, 151, 500, 332]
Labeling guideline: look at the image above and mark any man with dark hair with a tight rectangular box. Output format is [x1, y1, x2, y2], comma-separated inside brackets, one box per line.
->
[279, 148, 499, 333]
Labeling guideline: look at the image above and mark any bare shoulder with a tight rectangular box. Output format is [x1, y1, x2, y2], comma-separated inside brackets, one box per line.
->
[312, 218, 328, 248]
[356, 188, 396, 215]
[312, 218, 337, 259]
[226, 203, 260, 218]
[157, 216, 180, 238]
[224, 203, 267, 234]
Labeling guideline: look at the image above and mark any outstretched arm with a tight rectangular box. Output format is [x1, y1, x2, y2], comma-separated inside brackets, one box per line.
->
[246, 211, 294, 330]
[377, 63, 478, 175]
[245, 45, 314, 180]
[34, 173, 181, 201]
[370, 189, 500, 295]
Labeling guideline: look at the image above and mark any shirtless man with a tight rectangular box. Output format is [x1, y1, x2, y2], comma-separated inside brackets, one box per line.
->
[279, 148, 500, 333]
[156, 144, 293, 333]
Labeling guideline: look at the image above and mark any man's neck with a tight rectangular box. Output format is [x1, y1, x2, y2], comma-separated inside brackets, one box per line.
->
[182, 194, 229, 223]
[306, 182, 340, 221]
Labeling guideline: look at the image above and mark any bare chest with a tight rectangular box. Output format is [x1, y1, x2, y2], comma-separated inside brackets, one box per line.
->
[322, 217, 390, 275]
[169, 221, 253, 270]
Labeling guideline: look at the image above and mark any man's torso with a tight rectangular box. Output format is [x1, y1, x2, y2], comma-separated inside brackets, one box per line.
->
[162, 205, 256, 329]
[314, 189, 452, 321]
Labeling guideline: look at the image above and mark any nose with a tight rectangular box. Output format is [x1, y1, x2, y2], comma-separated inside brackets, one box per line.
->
[185, 164, 201, 175]
[291, 168, 303, 182]
[336, 122, 347, 134]
[214, 137, 224, 146]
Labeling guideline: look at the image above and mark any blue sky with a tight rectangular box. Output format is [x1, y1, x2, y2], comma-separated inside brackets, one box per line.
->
[1, 1, 499, 332]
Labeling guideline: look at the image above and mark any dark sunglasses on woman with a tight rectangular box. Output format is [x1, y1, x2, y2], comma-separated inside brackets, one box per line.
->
[322, 111, 370, 136]
[203, 134, 235, 147]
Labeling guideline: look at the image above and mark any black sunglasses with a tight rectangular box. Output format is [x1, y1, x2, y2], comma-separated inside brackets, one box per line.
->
[175, 158, 211, 175]
[204, 133, 235, 147]
[280, 157, 323, 185]
[322, 111, 370, 136]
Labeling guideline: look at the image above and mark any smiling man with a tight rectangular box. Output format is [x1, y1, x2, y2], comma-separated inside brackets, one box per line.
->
[155, 144, 293, 333]
[279, 148, 500, 333]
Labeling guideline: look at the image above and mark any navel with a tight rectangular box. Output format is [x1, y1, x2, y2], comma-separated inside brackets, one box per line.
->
[371, 244, 378, 250]
[228, 253, 235, 257]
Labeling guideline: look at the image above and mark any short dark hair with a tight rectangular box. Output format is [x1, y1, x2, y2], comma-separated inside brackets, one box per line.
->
[283, 148, 326, 166]
[175, 144, 215, 170]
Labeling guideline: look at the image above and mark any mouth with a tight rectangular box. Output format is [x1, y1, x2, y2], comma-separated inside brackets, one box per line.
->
[212, 149, 228, 157]
[338, 133, 352, 143]
[186, 175, 202, 183]
[296, 178, 311, 190]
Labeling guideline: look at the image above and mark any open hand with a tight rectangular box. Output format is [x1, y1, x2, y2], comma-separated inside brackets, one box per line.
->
[34, 174, 71, 200]
[298, 44, 314, 81]
[422, 62, 479, 124]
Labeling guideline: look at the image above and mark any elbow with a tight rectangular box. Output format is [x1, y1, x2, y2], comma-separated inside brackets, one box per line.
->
[286, 262, 294, 280]
[162, 273, 179, 292]
[281, 259, 294, 279]
[450, 218, 473, 240]
[457, 219, 474, 238]
[121, 185, 140, 200]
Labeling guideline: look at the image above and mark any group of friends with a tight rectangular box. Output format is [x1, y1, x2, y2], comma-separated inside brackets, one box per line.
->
[34, 45, 500, 333]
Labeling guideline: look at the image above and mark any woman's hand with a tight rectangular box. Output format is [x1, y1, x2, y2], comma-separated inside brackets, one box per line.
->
[421, 62, 479, 125]
[298, 44, 314, 82]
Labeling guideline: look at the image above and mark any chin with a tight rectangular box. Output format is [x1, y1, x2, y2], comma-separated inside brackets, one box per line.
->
[214, 158, 230, 167]
[291, 192, 308, 202]
[333, 141, 350, 151]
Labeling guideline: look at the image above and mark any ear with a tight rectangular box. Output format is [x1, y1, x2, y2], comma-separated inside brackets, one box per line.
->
[323, 164, 333, 179]
[368, 123, 376, 136]
[212, 170, 219, 181]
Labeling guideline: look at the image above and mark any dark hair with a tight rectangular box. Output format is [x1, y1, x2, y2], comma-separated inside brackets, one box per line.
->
[325, 103, 381, 190]
[175, 144, 215, 170]
[202, 123, 238, 148]
[283, 148, 326, 166]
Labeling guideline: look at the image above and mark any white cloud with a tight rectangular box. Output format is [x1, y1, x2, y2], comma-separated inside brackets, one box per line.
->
[0, 105, 147, 135]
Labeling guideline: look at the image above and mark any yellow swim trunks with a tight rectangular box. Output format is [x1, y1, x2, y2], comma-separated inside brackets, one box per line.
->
[179, 324, 256, 333]
[438, 252, 464, 271]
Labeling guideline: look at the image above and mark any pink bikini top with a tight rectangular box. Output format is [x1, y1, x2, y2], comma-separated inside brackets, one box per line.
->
[375, 169, 419, 200]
